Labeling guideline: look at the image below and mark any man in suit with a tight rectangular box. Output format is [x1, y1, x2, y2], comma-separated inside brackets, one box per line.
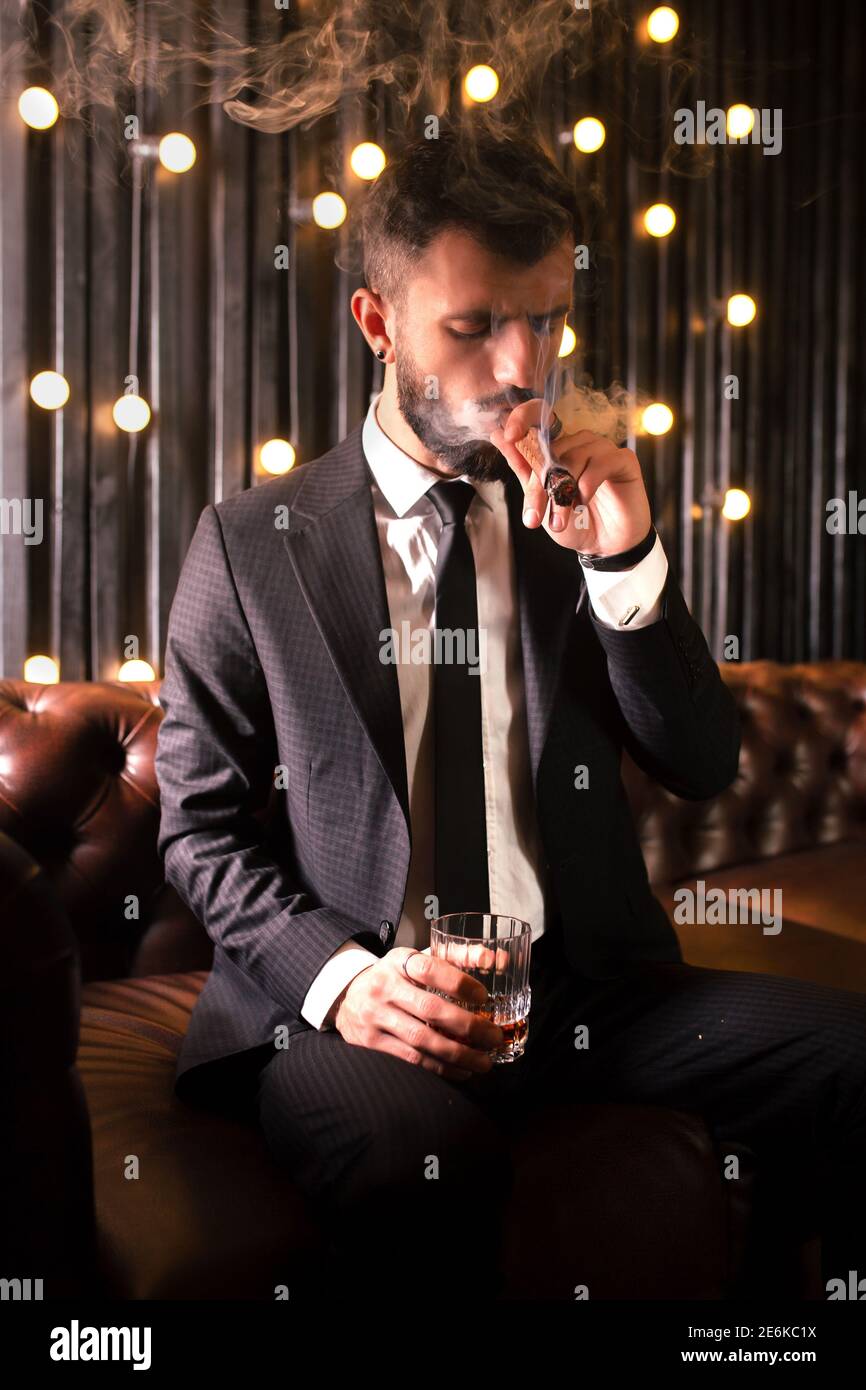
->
[155, 127, 866, 1298]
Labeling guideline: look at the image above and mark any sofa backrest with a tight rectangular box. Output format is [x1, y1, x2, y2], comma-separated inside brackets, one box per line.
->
[622, 660, 866, 882]
[0, 661, 864, 982]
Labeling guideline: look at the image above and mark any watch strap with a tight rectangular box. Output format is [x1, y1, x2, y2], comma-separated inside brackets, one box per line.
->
[577, 523, 657, 572]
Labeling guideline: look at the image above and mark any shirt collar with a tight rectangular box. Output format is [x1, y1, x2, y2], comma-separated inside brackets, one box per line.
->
[361, 391, 497, 518]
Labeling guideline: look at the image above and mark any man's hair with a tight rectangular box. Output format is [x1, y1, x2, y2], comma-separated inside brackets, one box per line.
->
[358, 124, 579, 312]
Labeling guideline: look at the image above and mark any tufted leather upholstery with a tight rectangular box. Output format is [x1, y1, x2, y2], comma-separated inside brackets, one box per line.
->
[623, 661, 866, 884]
[5, 662, 859, 1299]
[1, 663, 863, 986]
[622, 661, 866, 989]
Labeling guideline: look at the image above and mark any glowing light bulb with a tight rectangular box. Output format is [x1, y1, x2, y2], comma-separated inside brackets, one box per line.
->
[643, 203, 677, 237]
[350, 142, 386, 180]
[722, 488, 751, 520]
[18, 86, 59, 130]
[464, 65, 499, 103]
[573, 118, 606, 153]
[158, 133, 196, 173]
[259, 439, 296, 475]
[112, 394, 151, 433]
[30, 371, 70, 410]
[727, 293, 757, 326]
[117, 659, 156, 682]
[647, 7, 679, 42]
[558, 324, 577, 358]
[24, 655, 59, 684]
[312, 192, 347, 229]
[726, 104, 756, 140]
[641, 402, 674, 435]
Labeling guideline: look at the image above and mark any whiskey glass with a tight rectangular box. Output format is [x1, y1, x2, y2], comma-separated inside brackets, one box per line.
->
[429, 913, 532, 1064]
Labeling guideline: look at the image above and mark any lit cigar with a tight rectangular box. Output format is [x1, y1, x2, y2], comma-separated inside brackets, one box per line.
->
[514, 419, 579, 507]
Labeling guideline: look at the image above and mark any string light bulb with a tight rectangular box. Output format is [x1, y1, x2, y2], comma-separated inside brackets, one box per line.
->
[573, 118, 606, 153]
[558, 324, 577, 358]
[722, 488, 751, 520]
[18, 86, 59, 129]
[641, 402, 675, 435]
[258, 439, 296, 475]
[158, 133, 196, 173]
[727, 293, 757, 326]
[312, 192, 347, 229]
[23, 655, 59, 683]
[463, 65, 499, 103]
[117, 659, 156, 681]
[643, 203, 677, 237]
[726, 105, 756, 140]
[30, 371, 70, 410]
[350, 142, 386, 180]
[112, 394, 151, 432]
[646, 7, 680, 42]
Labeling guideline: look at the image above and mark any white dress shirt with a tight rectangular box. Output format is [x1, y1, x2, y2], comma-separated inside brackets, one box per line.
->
[300, 391, 669, 1029]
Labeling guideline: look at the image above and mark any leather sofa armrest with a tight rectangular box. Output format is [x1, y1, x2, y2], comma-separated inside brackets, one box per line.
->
[0, 830, 99, 1295]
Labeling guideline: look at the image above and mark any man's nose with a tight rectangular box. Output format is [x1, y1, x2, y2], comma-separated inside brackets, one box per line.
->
[491, 319, 549, 393]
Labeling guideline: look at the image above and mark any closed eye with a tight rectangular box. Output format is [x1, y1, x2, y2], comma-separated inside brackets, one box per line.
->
[448, 315, 565, 341]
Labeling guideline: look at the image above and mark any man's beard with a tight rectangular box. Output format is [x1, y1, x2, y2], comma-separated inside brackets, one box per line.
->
[394, 343, 531, 484]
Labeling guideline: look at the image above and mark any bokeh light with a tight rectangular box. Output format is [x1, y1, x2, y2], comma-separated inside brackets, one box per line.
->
[573, 118, 606, 153]
[641, 402, 675, 435]
[30, 371, 70, 410]
[312, 192, 347, 229]
[722, 488, 752, 520]
[464, 65, 499, 103]
[158, 133, 196, 172]
[18, 86, 59, 129]
[258, 438, 297, 475]
[643, 203, 677, 237]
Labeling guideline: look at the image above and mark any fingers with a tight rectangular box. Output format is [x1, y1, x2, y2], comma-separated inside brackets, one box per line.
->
[375, 1006, 496, 1077]
[489, 426, 549, 526]
[400, 945, 487, 1006]
[393, 975, 504, 1050]
[500, 397, 560, 445]
[395, 952, 505, 1051]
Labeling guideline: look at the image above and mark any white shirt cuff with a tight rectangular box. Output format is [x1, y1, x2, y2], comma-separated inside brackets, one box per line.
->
[581, 532, 669, 629]
[300, 941, 380, 1031]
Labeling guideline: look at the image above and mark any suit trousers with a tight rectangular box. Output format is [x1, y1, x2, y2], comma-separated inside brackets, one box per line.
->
[254, 923, 866, 1299]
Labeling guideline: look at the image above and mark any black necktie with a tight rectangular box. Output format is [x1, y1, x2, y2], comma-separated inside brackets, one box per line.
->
[427, 480, 490, 917]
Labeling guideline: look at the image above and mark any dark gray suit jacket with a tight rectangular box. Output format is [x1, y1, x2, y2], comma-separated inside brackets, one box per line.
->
[155, 422, 741, 1107]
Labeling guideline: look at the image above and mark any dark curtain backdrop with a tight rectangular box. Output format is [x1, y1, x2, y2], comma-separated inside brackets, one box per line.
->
[1, 0, 864, 682]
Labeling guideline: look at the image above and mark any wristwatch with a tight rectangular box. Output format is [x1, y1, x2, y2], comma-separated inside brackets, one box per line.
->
[577, 522, 657, 571]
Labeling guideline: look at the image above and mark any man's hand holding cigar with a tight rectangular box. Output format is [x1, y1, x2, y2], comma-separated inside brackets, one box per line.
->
[490, 399, 652, 558]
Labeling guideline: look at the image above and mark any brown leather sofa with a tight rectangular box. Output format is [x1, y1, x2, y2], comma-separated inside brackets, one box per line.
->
[3, 661, 864, 1301]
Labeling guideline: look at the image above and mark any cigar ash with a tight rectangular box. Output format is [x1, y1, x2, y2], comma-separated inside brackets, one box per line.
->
[514, 426, 580, 508]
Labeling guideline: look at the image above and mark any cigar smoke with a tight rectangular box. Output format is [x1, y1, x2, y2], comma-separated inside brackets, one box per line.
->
[3, 0, 696, 471]
[4, 1, 630, 135]
[3, 0, 703, 162]
[427, 378, 651, 454]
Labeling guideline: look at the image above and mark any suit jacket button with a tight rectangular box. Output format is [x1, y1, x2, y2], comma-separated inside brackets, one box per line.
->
[379, 919, 393, 943]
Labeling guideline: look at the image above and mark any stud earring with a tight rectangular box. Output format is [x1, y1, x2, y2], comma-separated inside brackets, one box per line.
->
[376, 348, 386, 360]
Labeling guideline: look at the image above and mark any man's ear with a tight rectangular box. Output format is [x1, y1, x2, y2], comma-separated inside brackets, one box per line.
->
[350, 285, 389, 346]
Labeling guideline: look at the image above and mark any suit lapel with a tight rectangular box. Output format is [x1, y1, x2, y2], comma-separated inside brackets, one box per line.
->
[281, 425, 585, 838]
[280, 425, 411, 837]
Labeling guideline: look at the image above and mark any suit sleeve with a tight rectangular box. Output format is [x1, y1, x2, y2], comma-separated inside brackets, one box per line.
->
[155, 503, 385, 1024]
[587, 568, 741, 801]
